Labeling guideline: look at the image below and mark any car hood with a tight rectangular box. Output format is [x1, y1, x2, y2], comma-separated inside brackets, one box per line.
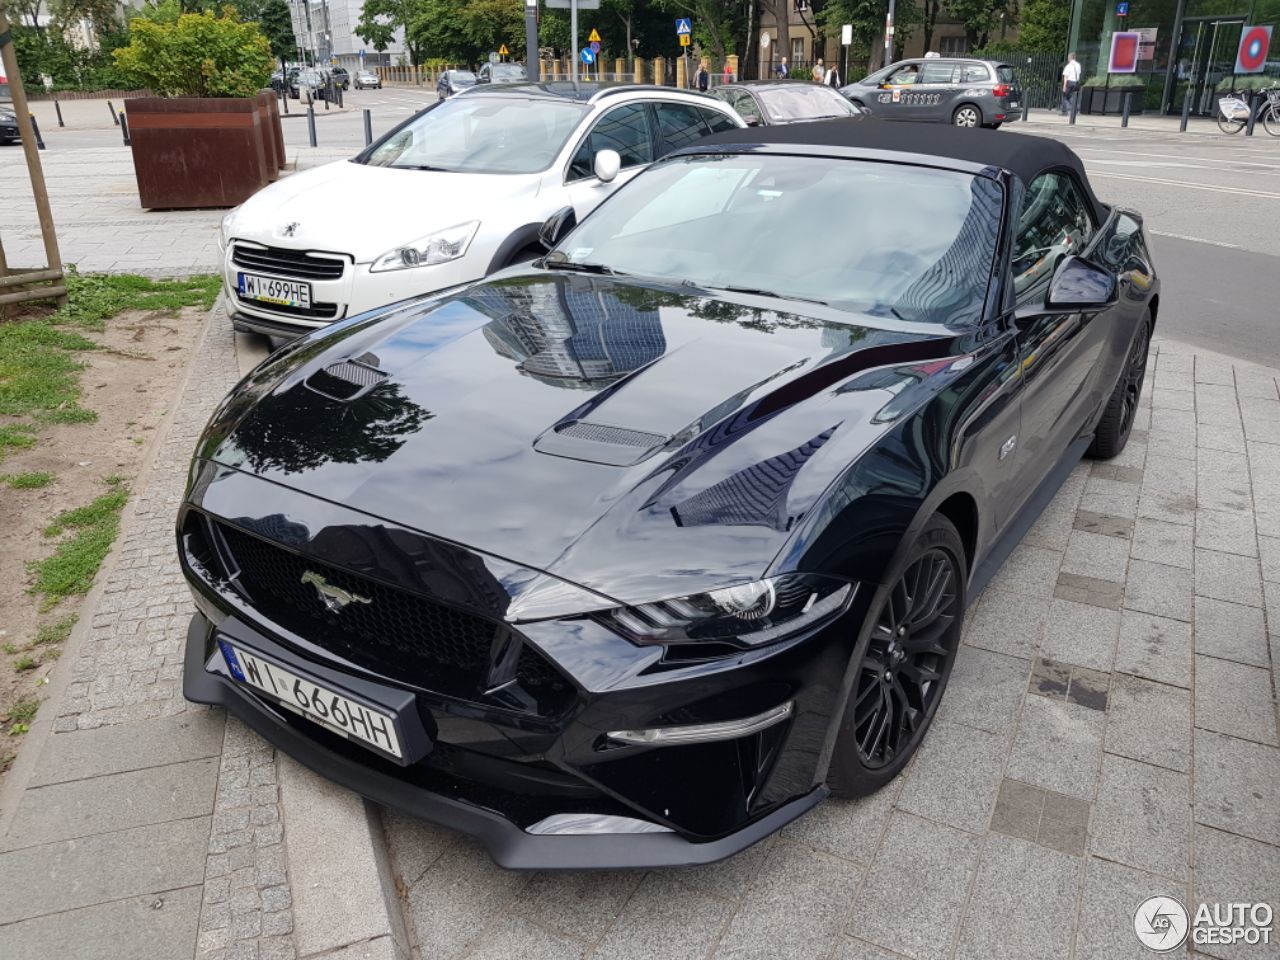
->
[226, 161, 542, 263]
[198, 274, 963, 605]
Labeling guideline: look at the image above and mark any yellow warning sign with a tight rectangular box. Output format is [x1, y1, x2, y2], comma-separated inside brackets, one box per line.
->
[679, 34, 691, 46]
[499, 44, 509, 55]
[588, 28, 601, 42]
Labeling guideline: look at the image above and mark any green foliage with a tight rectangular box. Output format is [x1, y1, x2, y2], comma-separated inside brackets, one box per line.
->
[114, 9, 274, 97]
[11, 22, 130, 91]
[944, 0, 1015, 48]
[34, 615, 79, 647]
[29, 478, 130, 609]
[1, 472, 56, 489]
[357, 0, 421, 61]
[406, 0, 525, 66]
[237, 0, 297, 63]
[1016, 0, 1069, 56]
[0, 426, 38, 463]
[51, 271, 221, 332]
[5, 696, 41, 736]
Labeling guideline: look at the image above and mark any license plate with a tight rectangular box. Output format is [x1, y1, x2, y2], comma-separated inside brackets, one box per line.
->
[221, 641, 403, 758]
[1009, 101, 1020, 108]
[238, 272, 312, 309]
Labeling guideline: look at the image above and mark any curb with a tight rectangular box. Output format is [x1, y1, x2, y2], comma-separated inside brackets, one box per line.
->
[278, 756, 412, 960]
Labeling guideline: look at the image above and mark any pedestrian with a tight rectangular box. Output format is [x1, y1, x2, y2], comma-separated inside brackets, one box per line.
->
[723, 61, 733, 84]
[1061, 52, 1082, 115]
[696, 58, 710, 92]
[824, 62, 840, 87]
[776, 56, 789, 78]
[812, 59, 825, 83]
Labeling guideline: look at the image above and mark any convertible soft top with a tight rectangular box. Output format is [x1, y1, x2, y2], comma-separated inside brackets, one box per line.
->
[696, 119, 1108, 224]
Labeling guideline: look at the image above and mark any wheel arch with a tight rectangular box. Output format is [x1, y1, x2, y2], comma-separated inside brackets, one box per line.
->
[952, 101, 984, 124]
[486, 222, 546, 274]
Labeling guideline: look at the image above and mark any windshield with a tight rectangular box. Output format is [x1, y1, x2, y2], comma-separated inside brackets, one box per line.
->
[756, 85, 859, 121]
[551, 154, 1002, 326]
[451, 71, 477, 84]
[492, 64, 527, 80]
[363, 96, 587, 174]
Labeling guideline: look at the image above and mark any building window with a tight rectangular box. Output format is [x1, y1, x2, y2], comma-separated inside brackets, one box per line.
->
[939, 36, 969, 56]
[794, 0, 810, 10]
[792, 38, 805, 63]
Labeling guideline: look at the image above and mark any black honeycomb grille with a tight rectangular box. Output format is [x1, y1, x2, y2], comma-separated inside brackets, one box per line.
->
[211, 522, 565, 703]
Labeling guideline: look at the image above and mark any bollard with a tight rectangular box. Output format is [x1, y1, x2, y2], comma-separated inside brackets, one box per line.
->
[363, 108, 373, 146]
[282, 91, 289, 115]
[1180, 87, 1191, 132]
[108, 100, 119, 126]
[120, 112, 130, 146]
[307, 103, 317, 147]
[54, 99, 64, 127]
[31, 114, 46, 150]
[1245, 89, 1258, 136]
[324, 82, 330, 110]
[1022, 95, 1030, 123]
[1121, 91, 1131, 127]
[337, 83, 343, 108]
[1069, 87, 1079, 125]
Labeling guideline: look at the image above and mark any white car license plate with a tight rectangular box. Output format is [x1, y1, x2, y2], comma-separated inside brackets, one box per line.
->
[1009, 101, 1019, 108]
[238, 272, 313, 309]
[223, 643, 403, 758]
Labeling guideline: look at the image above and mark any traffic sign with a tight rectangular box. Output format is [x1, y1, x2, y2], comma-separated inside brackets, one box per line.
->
[679, 35, 691, 47]
[498, 44, 509, 55]
[580, 47, 595, 64]
[588, 28, 601, 42]
[590, 40, 601, 53]
[1236, 23, 1272, 73]
[1115, 1, 1128, 14]
[675, 17, 692, 36]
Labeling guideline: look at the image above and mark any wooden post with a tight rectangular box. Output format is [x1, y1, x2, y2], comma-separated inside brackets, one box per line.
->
[0, 1, 66, 307]
[614, 57, 625, 80]
[653, 56, 666, 86]
[634, 57, 644, 84]
[675, 54, 687, 90]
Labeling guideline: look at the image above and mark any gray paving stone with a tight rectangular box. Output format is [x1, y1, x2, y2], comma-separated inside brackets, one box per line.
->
[1241, 398, 1280, 444]
[514, 870, 642, 943]
[1130, 516, 1194, 569]
[1105, 674, 1192, 772]
[1090, 754, 1190, 881]
[1192, 826, 1280, 960]
[1025, 486, 1085, 552]
[1005, 695, 1105, 801]
[1074, 857, 1188, 960]
[935, 646, 1029, 737]
[677, 833, 778, 901]
[381, 810, 458, 888]
[896, 719, 1006, 833]
[1080, 476, 1140, 520]
[988, 778, 1043, 844]
[961, 587, 1048, 660]
[593, 874, 732, 960]
[953, 833, 1082, 960]
[1266, 580, 1280, 640]
[0, 885, 203, 960]
[1194, 655, 1278, 746]
[779, 779, 899, 866]
[1125, 559, 1194, 622]
[1193, 597, 1270, 667]
[405, 840, 529, 959]
[989, 544, 1062, 599]
[1055, 571, 1125, 610]
[5, 757, 218, 849]
[831, 939, 905, 960]
[1198, 454, 1253, 514]
[1074, 508, 1134, 540]
[847, 813, 980, 960]
[1039, 599, 1119, 672]
[1036, 789, 1090, 857]
[28, 712, 226, 787]
[1260, 534, 1280, 584]
[1193, 730, 1280, 846]
[1115, 610, 1193, 688]
[1198, 418, 1246, 454]
[1196, 508, 1258, 557]
[465, 916, 585, 960]
[0, 816, 211, 924]
[1062, 529, 1131, 584]
[1246, 440, 1280, 507]
[714, 841, 862, 960]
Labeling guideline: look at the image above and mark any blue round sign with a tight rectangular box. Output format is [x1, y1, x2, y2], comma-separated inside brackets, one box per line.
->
[580, 47, 595, 64]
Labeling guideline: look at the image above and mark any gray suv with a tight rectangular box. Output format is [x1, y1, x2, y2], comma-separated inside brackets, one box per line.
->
[841, 57, 1022, 129]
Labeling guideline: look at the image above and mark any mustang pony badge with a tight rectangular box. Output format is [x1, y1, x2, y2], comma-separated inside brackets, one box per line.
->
[301, 570, 372, 612]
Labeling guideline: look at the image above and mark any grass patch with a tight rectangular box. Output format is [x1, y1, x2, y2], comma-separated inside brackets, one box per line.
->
[2, 471, 54, 490]
[13, 656, 38, 672]
[0, 424, 38, 461]
[5, 696, 40, 735]
[28, 478, 129, 610]
[33, 614, 77, 646]
[52, 271, 221, 332]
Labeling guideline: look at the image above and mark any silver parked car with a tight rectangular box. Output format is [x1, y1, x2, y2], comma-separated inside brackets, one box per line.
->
[841, 57, 1023, 129]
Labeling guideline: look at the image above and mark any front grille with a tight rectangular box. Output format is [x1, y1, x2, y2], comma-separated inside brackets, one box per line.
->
[234, 290, 340, 320]
[232, 243, 347, 280]
[202, 520, 569, 710]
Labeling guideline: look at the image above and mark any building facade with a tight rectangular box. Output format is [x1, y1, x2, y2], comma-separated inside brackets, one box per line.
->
[286, 0, 409, 70]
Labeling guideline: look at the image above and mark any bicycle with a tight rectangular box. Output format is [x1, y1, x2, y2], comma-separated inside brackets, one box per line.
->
[1217, 86, 1280, 136]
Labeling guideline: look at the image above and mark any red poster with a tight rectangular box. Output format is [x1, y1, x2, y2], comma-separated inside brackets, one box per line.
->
[1236, 25, 1273, 74]
[1109, 31, 1141, 73]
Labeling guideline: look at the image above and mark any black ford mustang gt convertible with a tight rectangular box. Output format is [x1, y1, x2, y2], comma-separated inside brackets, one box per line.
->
[179, 121, 1157, 869]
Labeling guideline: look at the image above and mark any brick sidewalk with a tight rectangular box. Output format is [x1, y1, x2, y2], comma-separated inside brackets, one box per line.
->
[383, 339, 1280, 960]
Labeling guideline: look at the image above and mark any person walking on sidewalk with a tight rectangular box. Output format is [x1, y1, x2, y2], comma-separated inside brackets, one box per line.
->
[812, 59, 825, 83]
[696, 58, 710, 92]
[1061, 52, 1082, 114]
[776, 57, 789, 78]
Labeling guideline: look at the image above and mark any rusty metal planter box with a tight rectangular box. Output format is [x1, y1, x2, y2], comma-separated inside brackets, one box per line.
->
[126, 96, 271, 209]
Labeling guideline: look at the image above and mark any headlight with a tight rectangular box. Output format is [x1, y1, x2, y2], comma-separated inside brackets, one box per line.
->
[370, 221, 480, 273]
[0, 113, 16, 124]
[600, 574, 855, 648]
[219, 208, 238, 250]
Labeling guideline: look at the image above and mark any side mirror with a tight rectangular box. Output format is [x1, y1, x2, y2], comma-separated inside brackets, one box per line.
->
[1044, 255, 1118, 311]
[538, 206, 577, 250]
[744, 116, 762, 126]
[593, 149, 621, 183]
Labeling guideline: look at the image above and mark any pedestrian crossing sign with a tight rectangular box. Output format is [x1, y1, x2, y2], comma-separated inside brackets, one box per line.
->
[588, 28, 601, 42]
[675, 18, 692, 36]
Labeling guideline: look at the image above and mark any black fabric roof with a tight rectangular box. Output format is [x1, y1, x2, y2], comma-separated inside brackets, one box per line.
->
[695, 119, 1107, 222]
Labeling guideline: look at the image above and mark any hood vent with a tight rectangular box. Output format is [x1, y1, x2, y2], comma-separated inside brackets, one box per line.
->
[305, 352, 387, 401]
[534, 419, 671, 467]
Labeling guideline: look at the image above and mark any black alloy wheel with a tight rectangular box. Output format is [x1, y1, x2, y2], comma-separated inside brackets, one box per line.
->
[828, 514, 966, 795]
[1087, 310, 1152, 459]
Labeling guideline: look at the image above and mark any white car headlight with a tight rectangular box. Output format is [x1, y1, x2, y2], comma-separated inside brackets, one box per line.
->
[219, 208, 238, 251]
[370, 221, 480, 273]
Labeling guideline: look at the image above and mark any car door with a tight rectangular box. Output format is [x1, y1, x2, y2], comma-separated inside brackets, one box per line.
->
[954, 61, 994, 120]
[874, 61, 923, 120]
[912, 60, 958, 121]
[1009, 170, 1109, 506]
[562, 102, 656, 219]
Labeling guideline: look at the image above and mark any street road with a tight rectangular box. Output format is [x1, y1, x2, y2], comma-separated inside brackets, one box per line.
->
[11, 91, 1278, 365]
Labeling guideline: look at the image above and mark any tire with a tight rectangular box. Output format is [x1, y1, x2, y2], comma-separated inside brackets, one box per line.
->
[827, 514, 967, 797]
[1217, 113, 1246, 134]
[1263, 105, 1280, 137]
[952, 104, 981, 127]
[1087, 310, 1152, 459]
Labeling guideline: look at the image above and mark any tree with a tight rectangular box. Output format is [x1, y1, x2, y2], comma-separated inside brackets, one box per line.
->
[944, 0, 1014, 51]
[237, 0, 297, 67]
[1016, 0, 1068, 55]
[819, 0, 919, 73]
[408, 0, 524, 65]
[356, 0, 423, 64]
[50, 0, 121, 39]
[114, 9, 274, 96]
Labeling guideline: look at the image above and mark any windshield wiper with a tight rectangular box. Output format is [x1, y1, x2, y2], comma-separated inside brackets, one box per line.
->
[542, 258, 619, 276]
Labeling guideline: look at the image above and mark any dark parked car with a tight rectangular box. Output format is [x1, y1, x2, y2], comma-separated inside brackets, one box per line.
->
[180, 120, 1157, 869]
[1, 106, 18, 145]
[842, 57, 1023, 128]
[331, 66, 351, 90]
[477, 62, 528, 84]
[436, 69, 477, 100]
[714, 80, 866, 125]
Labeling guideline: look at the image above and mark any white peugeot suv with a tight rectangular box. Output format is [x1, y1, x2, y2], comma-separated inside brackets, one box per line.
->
[219, 84, 745, 338]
